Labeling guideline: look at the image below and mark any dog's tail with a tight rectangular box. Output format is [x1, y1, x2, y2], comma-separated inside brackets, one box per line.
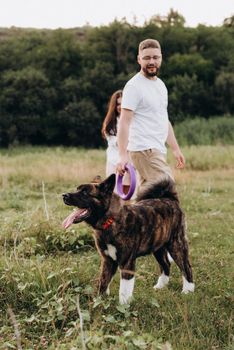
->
[136, 179, 179, 202]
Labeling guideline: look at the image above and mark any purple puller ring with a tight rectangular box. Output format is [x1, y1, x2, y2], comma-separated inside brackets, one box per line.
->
[117, 163, 136, 200]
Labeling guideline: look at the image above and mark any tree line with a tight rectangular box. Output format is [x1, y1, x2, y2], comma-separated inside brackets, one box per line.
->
[0, 10, 233, 147]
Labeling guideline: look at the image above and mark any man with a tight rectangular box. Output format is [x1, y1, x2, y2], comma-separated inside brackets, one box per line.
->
[117, 38, 185, 192]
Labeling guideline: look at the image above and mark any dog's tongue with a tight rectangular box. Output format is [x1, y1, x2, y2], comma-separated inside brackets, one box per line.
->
[62, 209, 88, 229]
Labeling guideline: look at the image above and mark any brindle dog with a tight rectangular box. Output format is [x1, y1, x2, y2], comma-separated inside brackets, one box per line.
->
[62, 174, 195, 304]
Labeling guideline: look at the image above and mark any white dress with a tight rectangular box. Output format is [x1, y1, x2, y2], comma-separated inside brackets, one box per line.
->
[105, 133, 119, 176]
[105, 132, 131, 188]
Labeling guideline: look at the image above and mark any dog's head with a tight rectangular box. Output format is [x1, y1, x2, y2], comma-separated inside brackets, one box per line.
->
[62, 174, 116, 229]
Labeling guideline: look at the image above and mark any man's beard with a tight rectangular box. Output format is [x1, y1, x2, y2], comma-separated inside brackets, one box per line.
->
[143, 66, 159, 77]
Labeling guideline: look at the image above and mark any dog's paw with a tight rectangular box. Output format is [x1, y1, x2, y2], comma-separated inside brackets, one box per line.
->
[153, 273, 169, 289]
[182, 277, 195, 293]
[119, 277, 135, 304]
[119, 294, 132, 305]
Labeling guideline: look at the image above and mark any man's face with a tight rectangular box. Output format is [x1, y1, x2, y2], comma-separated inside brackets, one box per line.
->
[138, 47, 162, 78]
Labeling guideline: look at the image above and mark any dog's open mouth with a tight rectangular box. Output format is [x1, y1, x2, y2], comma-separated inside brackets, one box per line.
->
[62, 208, 90, 229]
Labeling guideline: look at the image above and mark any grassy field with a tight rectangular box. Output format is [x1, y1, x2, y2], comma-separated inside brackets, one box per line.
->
[0, 146, 233, 349]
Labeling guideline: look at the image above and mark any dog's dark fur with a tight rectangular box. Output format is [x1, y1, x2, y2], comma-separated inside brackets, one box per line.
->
[62, 174, 194, 303]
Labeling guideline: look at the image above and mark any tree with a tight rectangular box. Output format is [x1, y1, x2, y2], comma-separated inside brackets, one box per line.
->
[165, 53, 214, 83]
[167, 74, 211, 121]
[149, 8, 185, 28]
[55, 99, 102, 147]
[0, 67, 55, 116]
[215, 72, 234, 114]
[223, 15, 234, 27]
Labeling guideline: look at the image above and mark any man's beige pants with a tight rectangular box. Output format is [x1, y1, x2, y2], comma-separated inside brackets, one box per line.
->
[130, 148, 174, 195]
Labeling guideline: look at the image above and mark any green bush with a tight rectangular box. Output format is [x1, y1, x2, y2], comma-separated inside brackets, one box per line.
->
[174, 116, 234, 145]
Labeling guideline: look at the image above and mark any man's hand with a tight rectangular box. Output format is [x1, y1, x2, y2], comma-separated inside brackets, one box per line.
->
[167, 121, 185, 169]
[116, 155, 129, 176]
[173, 149, 185, 169]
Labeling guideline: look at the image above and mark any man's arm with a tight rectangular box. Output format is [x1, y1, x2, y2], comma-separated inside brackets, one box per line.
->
[167, 121, 185, 169]
[116, 108, 133, 175]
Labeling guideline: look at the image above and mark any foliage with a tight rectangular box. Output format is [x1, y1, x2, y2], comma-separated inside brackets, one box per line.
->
[168, 74, 210, 120]
[174, 116, 234, 146]
[0, 12, 233, 147]
[215, 72, 234, 114]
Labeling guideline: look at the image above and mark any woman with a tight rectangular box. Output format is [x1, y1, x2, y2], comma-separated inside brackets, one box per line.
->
[102, 90, 130, 194]
[102, 90, 122, 176]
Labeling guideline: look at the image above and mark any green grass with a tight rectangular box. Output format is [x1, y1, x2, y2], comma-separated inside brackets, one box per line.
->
[0, 146, 233, 349]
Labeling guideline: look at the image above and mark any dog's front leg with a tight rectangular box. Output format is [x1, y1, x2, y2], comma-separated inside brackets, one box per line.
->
[98, 257, 118, 295]
[119, 261, 136, 304]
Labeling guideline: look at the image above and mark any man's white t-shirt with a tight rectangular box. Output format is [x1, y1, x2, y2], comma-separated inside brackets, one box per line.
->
[121, 72, 169, 154]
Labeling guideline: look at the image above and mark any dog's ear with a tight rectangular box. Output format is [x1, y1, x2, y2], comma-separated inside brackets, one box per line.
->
[99, 174, 116, 194]
[91, 175, 102, 184]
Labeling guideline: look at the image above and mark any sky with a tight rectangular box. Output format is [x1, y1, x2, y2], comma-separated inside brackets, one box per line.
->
[0, 0, 233, 29]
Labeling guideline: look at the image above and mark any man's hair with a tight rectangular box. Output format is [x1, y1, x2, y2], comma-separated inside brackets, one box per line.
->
[138, 39, 161, 52]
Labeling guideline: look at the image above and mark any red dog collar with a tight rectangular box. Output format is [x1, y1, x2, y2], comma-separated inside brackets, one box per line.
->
[102, 217, 114, 230]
